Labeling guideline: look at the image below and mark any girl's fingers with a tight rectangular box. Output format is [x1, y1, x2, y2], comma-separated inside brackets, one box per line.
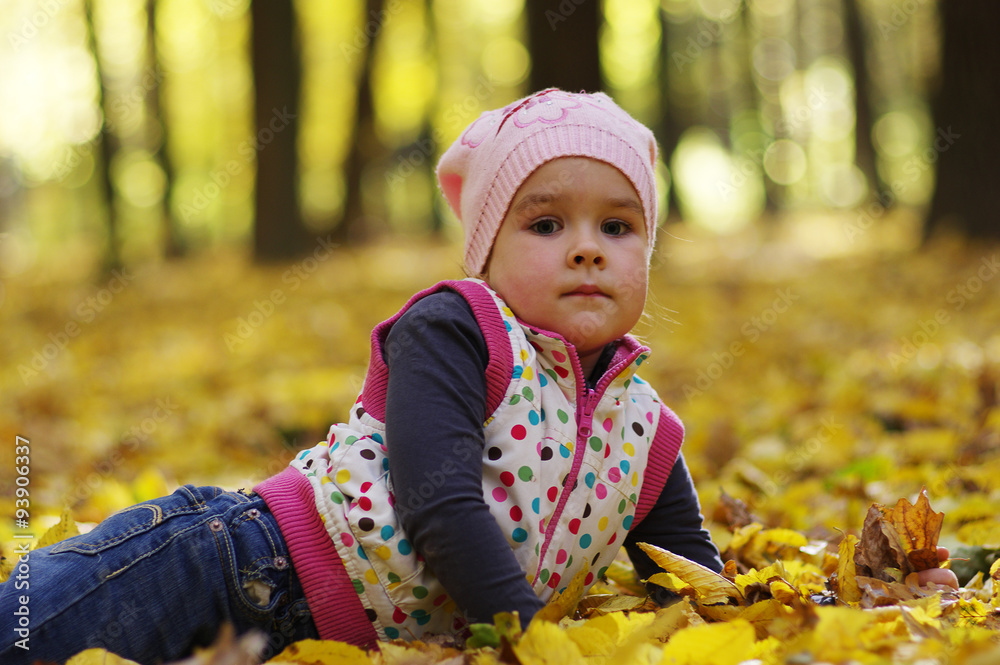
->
[917, 567, 959, 590]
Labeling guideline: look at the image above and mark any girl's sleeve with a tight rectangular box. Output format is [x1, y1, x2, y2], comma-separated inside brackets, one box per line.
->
[623, 453, 723, 604]
[383, 291, 545, 627]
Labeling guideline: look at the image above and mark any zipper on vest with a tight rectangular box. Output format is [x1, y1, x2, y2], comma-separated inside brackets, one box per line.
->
[534, 384, 600, 581]
[529, 341, 648, 585]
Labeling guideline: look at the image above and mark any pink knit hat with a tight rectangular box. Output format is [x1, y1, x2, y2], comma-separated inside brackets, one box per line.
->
[436, 88, 659, 275]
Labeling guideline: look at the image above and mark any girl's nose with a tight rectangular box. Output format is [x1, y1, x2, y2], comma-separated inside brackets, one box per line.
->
[569, 229, 605, 267]
[573, 252, 603, 266]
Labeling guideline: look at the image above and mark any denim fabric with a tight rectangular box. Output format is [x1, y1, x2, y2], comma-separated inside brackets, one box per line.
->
[0, 486, 318, 665]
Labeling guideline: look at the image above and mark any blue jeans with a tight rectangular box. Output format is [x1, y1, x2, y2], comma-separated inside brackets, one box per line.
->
[0, 486, 318, 665]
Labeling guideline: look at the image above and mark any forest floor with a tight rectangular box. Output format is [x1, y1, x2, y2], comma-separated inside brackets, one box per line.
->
[1, 214, 999, 663]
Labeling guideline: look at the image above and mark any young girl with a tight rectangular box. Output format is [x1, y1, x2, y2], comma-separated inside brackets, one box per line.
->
[0, 88, 957, 665]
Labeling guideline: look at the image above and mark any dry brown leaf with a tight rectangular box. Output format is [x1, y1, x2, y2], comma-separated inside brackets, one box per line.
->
[883, 488, 944, 572]
[855, 504, 903, 583]
[854, 489, 946, 586]
[713, 490, 759, 531]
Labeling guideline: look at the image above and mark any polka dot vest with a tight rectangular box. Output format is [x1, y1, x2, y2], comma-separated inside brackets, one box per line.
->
[289, 279, 680, 641]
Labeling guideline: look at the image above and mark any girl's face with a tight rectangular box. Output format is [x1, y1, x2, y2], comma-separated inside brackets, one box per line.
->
[484, 157, 649, 377]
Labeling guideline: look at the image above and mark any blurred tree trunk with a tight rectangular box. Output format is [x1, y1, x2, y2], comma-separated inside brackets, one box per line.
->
[526, 0, 602, 92]
[658, 11, 684, 221]
[83, 0, 122, 273]
[145, 0, 183, 258]
[338, 0, 385, 243]
[251, 0, 312, 261]
[926, 1, 1000, 239]
[843, 0, 879, 196]
[422, 0, 443, 233]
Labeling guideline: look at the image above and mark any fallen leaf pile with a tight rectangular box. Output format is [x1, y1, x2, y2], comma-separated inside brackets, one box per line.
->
[2, 219, 1000, 663]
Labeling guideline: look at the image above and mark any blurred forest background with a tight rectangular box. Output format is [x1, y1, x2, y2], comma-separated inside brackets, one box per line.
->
[2, 0, 998, 270]
[1, 0, 999, 559]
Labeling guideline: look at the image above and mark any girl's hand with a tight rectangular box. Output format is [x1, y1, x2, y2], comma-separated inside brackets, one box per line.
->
[915, 547, 959, 590]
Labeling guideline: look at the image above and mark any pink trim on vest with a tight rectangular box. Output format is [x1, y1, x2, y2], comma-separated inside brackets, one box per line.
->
[361, 280, 514, 422]
[255, 468, 379, 648]
[633, 404, 684, 525]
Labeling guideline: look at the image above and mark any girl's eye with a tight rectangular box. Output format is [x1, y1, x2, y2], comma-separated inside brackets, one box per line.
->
[602, 220, 631, 236]
[530, 219, 560, 235]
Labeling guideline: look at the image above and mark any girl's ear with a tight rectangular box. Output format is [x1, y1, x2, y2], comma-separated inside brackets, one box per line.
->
[439, 173, 464, 220]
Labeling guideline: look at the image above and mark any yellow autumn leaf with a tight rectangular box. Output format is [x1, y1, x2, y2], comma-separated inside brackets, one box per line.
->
[990, 558, 1000, 608]
[646, 572, 694, 596]
[725, 523, 764, 553]
[579, 594, 649, 617]
[267, 639, 371, 665]
[777, 559, 828, 588]
[493, 611, 523, 642]
[66, 649, 141, 665]
[658, 619, 755, 665]
[513, 619, 584, 665]
[838, 534, 862, 604]
[582, 610, 657, 644]
[786, 606, 885, 665]
[768, 579, 799, 605]
[377, 642, 437, 665]
[607, 607, 695, 665]
[649, 600, 706, 640]
[564, 624, 616, 659]
[639, 542, 742, 605]
[35, 508, 80, 550]
[0, 553, 15, 583]
[738, 599, 797, 639]
[734, 561, 788, 595]
[532, 563, 589, 623]
[469, 651, 504, 665]
[603, 558, 648, 595]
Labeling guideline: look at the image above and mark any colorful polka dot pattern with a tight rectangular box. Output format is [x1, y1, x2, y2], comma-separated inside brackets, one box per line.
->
[478, 286, 662, 604]
[290, 279, 665, 640]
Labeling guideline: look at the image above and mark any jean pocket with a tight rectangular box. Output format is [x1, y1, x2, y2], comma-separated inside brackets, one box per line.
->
[216, 506, 297, 621]
[51, 486, 210, 556]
